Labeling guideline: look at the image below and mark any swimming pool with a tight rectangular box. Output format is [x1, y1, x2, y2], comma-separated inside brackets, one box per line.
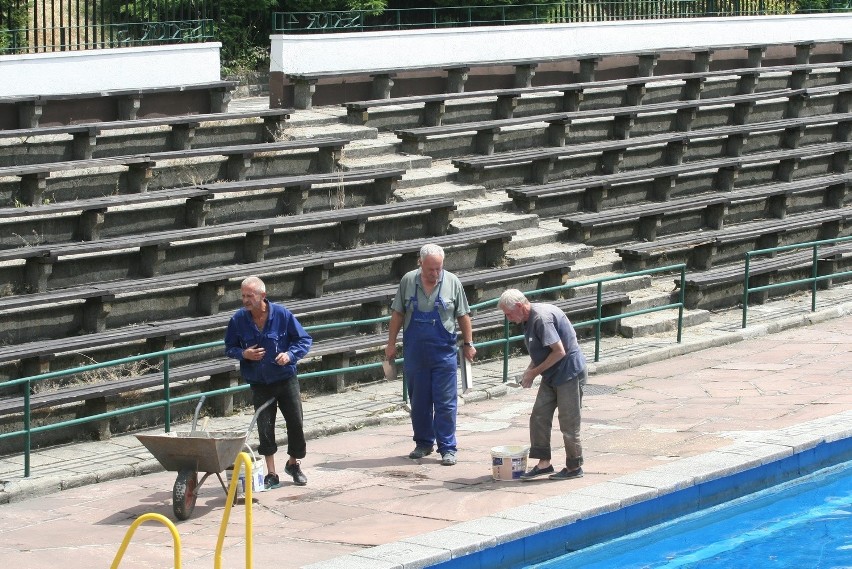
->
[527, 459, 852, 568]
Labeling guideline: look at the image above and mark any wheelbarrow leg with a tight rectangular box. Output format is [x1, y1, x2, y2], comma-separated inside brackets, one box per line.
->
[173, 469, 198, 521]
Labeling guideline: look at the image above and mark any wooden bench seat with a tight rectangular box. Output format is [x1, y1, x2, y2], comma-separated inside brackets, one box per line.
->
[560, 194, 730, 245]
[0, 168, 406, 246]
[680, 242, 852, 309]
[1, 80, 240, 130]
[0, 108, 293, 161]
[0, 196, 456, 293]
[279, 39, 846, 109]
[616, 205, 852, 273]
[395, 88, 801, 156]
[0, 136, 350, 206]
[506, 141, 852, 214]
[346, 60, 852, 127]
[453, 112, 852, 186]
[200, 167, 408, 213]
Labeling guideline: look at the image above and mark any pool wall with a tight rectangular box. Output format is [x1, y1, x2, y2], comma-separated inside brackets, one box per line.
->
[304, 410, 852, 569]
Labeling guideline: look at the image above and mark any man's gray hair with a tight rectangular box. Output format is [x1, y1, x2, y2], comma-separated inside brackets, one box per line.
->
[498, 288, 528, 311]
[419, 243, 445, 261]
[241, 275, 266, 293]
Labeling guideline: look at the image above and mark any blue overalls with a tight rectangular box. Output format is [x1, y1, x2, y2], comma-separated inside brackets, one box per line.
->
[403, 273, 459, 453]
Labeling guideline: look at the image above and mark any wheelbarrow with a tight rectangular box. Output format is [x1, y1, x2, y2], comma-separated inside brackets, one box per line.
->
[137, 396, 275, 520]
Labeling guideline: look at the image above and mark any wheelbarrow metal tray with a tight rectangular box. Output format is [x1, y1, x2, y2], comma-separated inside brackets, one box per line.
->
[137, 431, 246, 473]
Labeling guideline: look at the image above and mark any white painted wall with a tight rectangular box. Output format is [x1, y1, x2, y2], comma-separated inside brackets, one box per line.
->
[271, 14, 852, 75]
[0, 42, 222, 97]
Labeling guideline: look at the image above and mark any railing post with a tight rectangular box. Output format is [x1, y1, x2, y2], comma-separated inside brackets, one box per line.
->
[503, 317, 511, 382]
[594, 282, 603, 362]
[677, 266, 685, 343]
[163, 353, 171, 432]
[24, 383, 31, 477]
[742, 253, 751, 328]
[811, 244, 818, 312]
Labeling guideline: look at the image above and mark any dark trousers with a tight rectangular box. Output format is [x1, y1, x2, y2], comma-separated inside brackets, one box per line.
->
[251, 379, 306, 459]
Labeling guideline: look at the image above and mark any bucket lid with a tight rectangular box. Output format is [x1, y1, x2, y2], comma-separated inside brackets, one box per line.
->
[490, 445, 530, 457]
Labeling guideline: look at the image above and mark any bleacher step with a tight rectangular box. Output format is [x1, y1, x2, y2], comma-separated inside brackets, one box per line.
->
[618, 308, 712, 338]
[569, 274, 652, 296]
[340, 132, 403, 158]
[396, 162, 458, 189]
[284, 121, 377, 142]
[565, 248, 623, 278]
[506, 229, 594, 264]
[455, 194, 515, 216]
[451, 210, 540, 233]
[338, 152, 432, 171]
[283, 106, 349, 128]
[395, 180, 486, 202]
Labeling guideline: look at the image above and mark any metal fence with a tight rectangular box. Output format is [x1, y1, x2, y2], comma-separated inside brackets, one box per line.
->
[0, 0, 218, 53]
[272, 0, 850, 33]
[741, 235, 852, 328]
[1, 265, 687, 478]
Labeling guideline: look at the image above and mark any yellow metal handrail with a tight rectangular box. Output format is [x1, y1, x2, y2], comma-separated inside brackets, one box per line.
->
[110, 512, 182, 569]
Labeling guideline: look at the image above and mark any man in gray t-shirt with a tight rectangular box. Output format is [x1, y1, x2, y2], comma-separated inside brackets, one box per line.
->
[499, 288, 587, 481]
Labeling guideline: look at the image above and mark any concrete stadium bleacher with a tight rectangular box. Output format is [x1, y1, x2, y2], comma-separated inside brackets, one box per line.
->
[1, 38, 851, 448]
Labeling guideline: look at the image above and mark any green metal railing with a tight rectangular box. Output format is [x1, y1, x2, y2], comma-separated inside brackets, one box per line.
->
[272, 0, 852, 33]
[1, 19, 216, 54]
[741, 235, 852, 328]
[2, 264, 686, 477]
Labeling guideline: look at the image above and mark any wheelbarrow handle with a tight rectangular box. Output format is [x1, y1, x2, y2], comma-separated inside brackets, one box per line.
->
[247, 397, 277, 434]
[190, 395, 207, 434]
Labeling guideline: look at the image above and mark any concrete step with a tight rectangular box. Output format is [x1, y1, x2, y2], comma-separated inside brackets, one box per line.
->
[618, 307, 712, 338]
[341, 132, 402, 158]
[395, 180, 486, 202]
[397, 163, 464, 190]
[283, 121, 377, 142]
[569, 274, 652, 297]
[565, 248, 623, 279]
[339, 152, 432, 171]
[506, 228, 594, 264]
[455, 194, 515, 216]
[626, 276, 683, 312]
[284, 106, 349, 128]
[451, 210, 540, 233]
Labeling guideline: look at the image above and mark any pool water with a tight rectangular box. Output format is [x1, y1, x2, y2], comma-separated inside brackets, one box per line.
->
[527, 460, 852, 569]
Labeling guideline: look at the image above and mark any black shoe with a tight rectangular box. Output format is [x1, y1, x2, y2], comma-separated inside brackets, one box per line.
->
[408, 445, 434, 459]
[284, 461, 307, 486]
[520, 464, 554, 481]
[549, 467, 584, 480]
[264, 472, 280, 489]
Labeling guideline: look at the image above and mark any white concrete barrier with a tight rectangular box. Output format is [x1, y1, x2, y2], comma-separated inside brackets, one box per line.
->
[271, 14, 852, 75]
[0, 42, 222, 97]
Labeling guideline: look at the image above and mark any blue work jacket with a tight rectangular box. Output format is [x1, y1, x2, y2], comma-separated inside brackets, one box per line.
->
[224, 300, 312, 385]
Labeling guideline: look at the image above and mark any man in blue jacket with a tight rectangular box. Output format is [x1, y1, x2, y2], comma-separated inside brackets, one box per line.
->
[225, 276, 313, 488]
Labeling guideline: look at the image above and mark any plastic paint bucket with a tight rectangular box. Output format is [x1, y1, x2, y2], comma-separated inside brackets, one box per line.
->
[491, 445, 530, 481]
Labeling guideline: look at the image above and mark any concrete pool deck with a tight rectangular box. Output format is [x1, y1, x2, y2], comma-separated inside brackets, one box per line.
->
[0, 297, 851, 569]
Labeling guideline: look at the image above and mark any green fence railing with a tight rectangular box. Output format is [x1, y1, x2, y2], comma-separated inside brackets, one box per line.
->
[2, 264, 686, 478]
[742, 235, 852, 328]
[272, 1, 852, 33]
[0, 19, 216, 54]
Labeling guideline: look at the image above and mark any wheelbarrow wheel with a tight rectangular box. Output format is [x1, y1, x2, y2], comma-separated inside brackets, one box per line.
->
[173, 469, 198, 520]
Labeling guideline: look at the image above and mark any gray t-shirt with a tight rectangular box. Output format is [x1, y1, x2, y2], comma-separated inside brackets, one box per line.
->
[523, 303, 587, 386]
[390, 269, 470, 334]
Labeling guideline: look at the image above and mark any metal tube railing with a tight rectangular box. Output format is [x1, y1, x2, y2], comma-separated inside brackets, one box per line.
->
[741, 235, 852, 328]
[4, 265, 686, 477]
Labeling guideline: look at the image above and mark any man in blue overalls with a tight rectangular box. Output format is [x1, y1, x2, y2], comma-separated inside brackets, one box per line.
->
[386, 244, 476, 466]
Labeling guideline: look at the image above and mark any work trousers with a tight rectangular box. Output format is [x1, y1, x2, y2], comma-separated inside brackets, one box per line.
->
[528, 369, 586, 469]
[251, 379, 306, 459]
